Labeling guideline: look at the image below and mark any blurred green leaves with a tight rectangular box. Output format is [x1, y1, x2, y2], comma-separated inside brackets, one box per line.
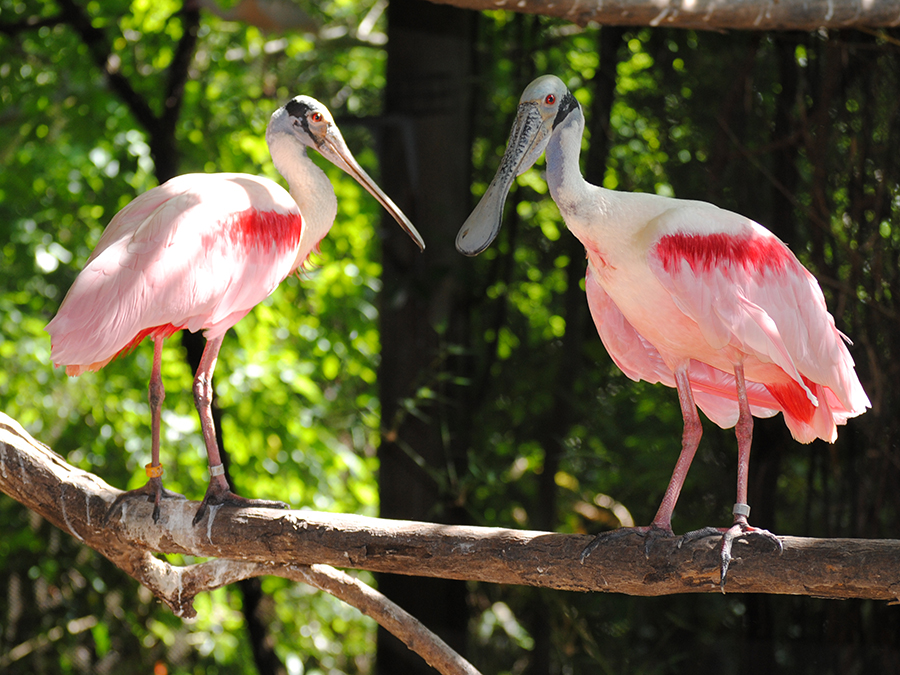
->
[1, 0, 398, 671]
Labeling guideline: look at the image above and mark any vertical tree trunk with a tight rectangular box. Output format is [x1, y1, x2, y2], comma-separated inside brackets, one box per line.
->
[378, 1, 475, 672]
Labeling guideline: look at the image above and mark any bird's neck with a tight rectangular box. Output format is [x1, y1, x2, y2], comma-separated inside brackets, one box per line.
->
[544, 111, 616, 248]
[545, 111, 595, 216]
[270, 139, 338, 266]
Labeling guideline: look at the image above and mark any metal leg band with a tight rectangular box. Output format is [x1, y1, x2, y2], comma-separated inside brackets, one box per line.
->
[209, 463, 226, 478]
[733, 502, 751, 518]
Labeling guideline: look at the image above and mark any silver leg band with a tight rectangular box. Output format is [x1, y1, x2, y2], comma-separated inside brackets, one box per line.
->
[733, 502, 751, 518]
[209, 464, 226, 477]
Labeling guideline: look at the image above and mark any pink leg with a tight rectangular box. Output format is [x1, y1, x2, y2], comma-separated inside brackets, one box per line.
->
[148, 337, 165, 470]
[581, 364, 698, 561]
[105, 337, 185, 524]
[650, 365, 703, 532]
[733, 361, 753, 513]
[192, 336, 288, 524]
[193, 336, 229, 492]
[712, 363, 781, 586]
[677, 362, 781, 589]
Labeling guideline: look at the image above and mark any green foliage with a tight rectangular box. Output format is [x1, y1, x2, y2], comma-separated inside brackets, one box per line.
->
[456, 16, 900, 675]
[1, 0, 395, 672]
[3, 1, 900, 673]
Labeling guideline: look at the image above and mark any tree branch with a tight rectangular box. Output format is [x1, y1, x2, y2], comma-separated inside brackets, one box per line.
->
[3, 410, 899, 619]
[54, 0, 158, 133]
[0, 412, 481, 675]
[287, 565, 482, 675]
[423, 0, 900, 31]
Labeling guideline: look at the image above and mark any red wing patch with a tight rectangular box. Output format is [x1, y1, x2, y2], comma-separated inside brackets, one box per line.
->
[655, 231, 795, 276]
[226, 208, 304, 255]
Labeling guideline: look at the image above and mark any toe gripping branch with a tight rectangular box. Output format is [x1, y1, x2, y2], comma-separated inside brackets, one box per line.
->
[719, 502, 783, 592]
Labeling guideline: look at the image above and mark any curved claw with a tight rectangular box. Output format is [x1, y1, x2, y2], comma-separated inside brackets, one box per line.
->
[104, 477, 186, 524]
[717, 522, 783, 592]
[192, 483, 289, 525]
[676, 526, 724, 549]
[580, 524, 675, 563]
[675, 521, 782, 591]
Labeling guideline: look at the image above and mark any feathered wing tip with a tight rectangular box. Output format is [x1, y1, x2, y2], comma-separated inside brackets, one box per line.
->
[63, 359, 114, 377]
[51, 323, 183, 377]
[784, 328, 871, 443]
[692, 370, 868, 445]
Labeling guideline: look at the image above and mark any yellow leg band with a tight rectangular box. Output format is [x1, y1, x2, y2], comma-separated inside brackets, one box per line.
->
[145, 463, 164, 478]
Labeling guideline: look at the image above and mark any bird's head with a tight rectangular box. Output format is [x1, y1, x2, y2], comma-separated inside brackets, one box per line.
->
[267, 95, 425, 252]
[456, 75, 580, 256]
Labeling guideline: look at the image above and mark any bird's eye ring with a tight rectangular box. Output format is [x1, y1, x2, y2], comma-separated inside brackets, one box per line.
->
[545, 94, 556, 105]
[311, 112, 324, 123]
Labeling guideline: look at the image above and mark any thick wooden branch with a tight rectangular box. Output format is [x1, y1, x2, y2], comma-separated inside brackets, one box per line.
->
[0, 413, 481, 675]
[3, 411, 899, 618]
[423, 0, 900, 30]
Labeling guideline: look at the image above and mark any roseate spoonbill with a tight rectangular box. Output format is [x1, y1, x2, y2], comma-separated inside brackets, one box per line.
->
[457, 75, 869, 585]
[47, 95, 425, 524]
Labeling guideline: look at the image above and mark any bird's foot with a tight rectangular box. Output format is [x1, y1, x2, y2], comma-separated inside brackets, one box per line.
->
[580, 523, 675, 563]
[104, 474, 186, 524]
[677, 506, 783, 591]
[192, 481, 288, 525]
[716, 520, 783, 591]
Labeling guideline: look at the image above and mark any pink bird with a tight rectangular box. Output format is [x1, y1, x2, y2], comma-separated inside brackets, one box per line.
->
[47, 95, 425, 524]
[457, 75, 869, 585]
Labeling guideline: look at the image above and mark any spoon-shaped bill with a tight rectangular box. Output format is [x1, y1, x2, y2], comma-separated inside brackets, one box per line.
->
[456, 102, 551, 256]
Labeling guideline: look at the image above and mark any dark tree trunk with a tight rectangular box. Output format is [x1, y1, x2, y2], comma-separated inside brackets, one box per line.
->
[377, 1, 476, 672]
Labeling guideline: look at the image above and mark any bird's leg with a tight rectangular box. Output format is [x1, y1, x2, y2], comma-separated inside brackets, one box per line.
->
[192, 336, 288, 525]
[649, 366, 703, 533]
[714, 362, 782, 588]
[105, 338, 185, 524]
[678, 363, 783, 588]
[582, 365, 699, 561]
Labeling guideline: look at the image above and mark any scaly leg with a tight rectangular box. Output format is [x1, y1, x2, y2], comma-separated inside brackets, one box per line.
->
[678, 362, 783, 588]
[716, 362, 782, 588]
[191, 336, 288, 525]
[105, 337, 185, 524]
[582, 365, 699, 561]
[650, 366, 703, 532]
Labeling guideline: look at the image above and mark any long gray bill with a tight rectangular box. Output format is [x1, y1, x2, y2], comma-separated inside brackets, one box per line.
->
[321, 127, 426, 252]
[455, 168, 517, 256]
[455, 104, 545, 257]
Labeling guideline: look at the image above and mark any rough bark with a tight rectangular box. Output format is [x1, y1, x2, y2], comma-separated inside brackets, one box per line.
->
[0, 413, 481, 675]
[423, 0, 900, 31]
[3, 411, 899, 622]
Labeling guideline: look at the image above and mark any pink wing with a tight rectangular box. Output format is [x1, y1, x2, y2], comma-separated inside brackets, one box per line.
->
[47, 173, 305, 374]
[585, 265, 782, 430]
[646, 211, 869, 442]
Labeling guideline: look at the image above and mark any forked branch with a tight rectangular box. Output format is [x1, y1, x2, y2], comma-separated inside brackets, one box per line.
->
[0, 413, 480, 675]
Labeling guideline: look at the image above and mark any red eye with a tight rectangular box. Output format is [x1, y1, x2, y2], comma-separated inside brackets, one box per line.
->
[311, 112, 324, 122]
[545, 94, 555, 105]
